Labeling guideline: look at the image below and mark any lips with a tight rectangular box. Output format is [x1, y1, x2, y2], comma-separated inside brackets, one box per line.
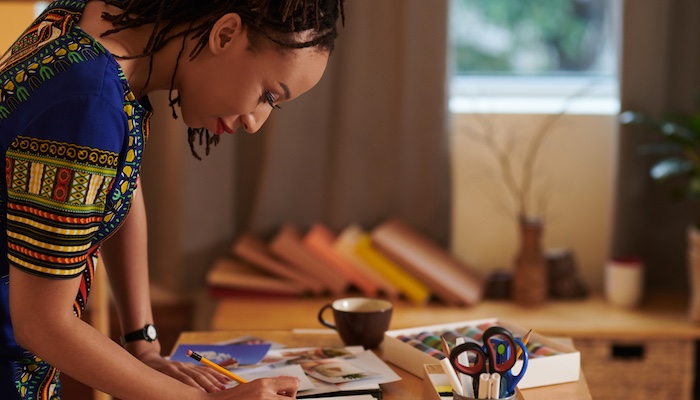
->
[216, 118, 235, 134]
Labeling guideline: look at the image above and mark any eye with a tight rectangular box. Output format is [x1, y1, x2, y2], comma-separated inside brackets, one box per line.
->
[264, 91, 281, 109]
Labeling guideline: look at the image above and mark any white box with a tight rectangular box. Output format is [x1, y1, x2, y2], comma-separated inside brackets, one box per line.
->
[382, 318, 580, 389]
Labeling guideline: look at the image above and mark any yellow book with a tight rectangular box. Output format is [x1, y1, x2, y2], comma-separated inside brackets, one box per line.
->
[335, 224, 401, 299]
[354, 233, 431, 305]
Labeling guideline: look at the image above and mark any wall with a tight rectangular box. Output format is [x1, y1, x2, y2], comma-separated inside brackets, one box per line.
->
[0, 2, 35, 50]
[450, 113, 617, 292]
[140, 93, 238, 295]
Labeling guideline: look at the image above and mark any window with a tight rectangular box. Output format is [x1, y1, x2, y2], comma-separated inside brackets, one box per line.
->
[448, 0, 621, 114]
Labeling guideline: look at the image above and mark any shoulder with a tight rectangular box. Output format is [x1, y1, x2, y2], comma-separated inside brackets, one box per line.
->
[0, 3, 126, 120]
[1, 52, 129, 152]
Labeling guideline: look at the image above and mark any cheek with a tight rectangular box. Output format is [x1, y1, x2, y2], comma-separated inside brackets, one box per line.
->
[178, 83, 226, 128]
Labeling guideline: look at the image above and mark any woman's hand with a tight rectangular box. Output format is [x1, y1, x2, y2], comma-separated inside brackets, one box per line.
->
[207, 377, 300, 399]
[136, 351, 231, 392]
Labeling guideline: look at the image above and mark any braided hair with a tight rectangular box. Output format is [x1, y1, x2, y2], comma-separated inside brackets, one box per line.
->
[101, 0, 345, 159]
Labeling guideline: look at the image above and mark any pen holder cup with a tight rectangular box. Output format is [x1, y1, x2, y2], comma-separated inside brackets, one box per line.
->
[453, 392, 516, 400]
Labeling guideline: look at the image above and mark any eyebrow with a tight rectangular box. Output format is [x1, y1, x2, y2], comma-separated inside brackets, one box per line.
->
[278, 82, 291, 100]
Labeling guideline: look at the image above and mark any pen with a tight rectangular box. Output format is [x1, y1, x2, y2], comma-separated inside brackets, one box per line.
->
[488, 372, 501, 399]
[478, 372, 490, 399]
[186, 350, 248, 384]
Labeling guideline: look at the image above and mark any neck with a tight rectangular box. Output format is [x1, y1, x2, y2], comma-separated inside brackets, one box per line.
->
[78, 1, 183, 96]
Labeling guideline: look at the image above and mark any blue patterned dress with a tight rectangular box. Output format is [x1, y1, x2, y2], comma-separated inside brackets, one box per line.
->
[0, 1, 149, 398]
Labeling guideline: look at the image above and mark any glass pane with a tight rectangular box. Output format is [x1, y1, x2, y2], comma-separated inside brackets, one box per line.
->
[449, 0, 618, 77]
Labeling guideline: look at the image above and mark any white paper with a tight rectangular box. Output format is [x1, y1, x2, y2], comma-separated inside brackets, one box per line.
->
[221, 345, 400, 397]
[233, 364, 316, 391]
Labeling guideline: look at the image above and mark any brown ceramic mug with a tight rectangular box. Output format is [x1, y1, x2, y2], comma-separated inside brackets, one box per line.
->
[317, 297, 393, 349]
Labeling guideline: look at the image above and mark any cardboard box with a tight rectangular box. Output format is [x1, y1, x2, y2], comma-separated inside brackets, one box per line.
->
[383, 318, 580, 389]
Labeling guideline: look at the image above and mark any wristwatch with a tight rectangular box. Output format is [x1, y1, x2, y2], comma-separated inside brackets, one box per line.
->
[121, 324, 158, 344]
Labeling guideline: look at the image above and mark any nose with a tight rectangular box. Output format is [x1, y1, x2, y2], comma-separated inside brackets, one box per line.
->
[240, 107, 273, 133]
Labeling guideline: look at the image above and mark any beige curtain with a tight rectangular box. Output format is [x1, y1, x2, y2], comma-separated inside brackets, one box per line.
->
[612, 0, 700, 294]
[142, 0, 451, 293]
[235, 0, 451, 241]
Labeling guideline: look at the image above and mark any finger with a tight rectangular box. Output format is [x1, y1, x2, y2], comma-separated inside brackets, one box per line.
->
[188, 366, 233, 392]
[171, 365, 228, 392]
[192, 365, 232, 385]
[277, 389, 297, 398]
[271, 376, 300, 397]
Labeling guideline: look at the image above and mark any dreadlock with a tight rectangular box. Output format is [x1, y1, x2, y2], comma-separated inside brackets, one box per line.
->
[101, 0, 345, 160]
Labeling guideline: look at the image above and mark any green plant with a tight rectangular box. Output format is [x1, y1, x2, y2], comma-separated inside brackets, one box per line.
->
[619, 98, 700, 203]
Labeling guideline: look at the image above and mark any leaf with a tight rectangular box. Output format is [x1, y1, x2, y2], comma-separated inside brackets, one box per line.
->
[638, 142, 683, 156]
[687, 114, 700, 136]
[619, 110, 648, 125]
[650, 158, 693, 180]
[659, 122, 696, 143]
[688, 177, 700, 198]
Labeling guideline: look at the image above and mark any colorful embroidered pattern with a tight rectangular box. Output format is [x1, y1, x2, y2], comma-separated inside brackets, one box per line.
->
[6, 136, 117, 277]
[95, 75, 148, 242]
[15, 354, 60, 400]
[0, 1, 150, 398]
[0, 2, 106, 120]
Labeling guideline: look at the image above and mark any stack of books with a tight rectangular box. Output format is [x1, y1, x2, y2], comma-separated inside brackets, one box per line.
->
[206, 218, 484, 306]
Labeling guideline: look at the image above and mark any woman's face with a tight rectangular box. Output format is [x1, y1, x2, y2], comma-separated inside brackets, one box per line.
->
[176, 19, 329, 135]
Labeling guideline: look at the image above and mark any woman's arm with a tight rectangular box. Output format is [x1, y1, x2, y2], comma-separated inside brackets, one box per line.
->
[8, 184, 300, 399]
[100, 182, 230, 391]
[8, 269, 299, 399]
[8, 265, 207, 400]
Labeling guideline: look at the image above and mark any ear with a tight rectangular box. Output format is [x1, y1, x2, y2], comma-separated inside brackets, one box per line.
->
[208, 13, 245, 55]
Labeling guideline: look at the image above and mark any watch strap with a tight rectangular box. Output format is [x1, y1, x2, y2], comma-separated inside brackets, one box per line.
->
[121, 324, 158, 344]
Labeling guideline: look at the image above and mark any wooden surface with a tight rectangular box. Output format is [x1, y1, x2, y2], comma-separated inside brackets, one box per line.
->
[210, 292, 700, 340]
[175, 330, 591, 400]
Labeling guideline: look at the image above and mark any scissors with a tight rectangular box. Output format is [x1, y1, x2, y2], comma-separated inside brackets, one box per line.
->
[448, 326, 529, 396]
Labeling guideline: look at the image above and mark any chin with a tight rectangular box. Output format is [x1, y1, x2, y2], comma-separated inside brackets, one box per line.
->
[179, 113, 201, 131]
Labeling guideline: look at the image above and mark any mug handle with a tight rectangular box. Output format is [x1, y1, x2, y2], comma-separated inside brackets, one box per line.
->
[317, 303, 337, 330]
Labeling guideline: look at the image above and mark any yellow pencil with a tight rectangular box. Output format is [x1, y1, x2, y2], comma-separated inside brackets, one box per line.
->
[440, 335, 451, 356]
[187, 350, 248, 384]
[516, 329, 532, 359]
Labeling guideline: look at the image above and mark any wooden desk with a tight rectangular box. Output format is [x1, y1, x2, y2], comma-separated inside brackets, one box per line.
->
[210, 293, 700, 339]
[175, 330, 591, 400]
[208, 293, 700, 399]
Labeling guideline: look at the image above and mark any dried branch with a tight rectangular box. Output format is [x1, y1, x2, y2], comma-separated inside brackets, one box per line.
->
[458, 78, 602, 221]
[462, 117, 522, 213]
[519, 80, 602, 217]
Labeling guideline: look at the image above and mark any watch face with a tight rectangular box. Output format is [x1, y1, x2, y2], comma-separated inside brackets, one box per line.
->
[146, 325, 157, 341]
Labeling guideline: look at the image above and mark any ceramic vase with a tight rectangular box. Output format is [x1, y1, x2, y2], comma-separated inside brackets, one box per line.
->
[512, 217, 548, 306]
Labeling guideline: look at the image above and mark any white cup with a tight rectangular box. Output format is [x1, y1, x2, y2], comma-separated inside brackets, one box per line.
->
[604, 257, 644, 308]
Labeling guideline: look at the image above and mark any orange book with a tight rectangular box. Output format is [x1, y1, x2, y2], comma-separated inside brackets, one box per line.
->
[232, 233, 324, 294]
[302, 222, 379, 297]
[334, 224, 401, 299]
[371, 218, 484, 306]
[269, 223, 348, 295]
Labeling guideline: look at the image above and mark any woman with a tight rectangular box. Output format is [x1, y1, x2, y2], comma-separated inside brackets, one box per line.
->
[0, 0, 345, 399]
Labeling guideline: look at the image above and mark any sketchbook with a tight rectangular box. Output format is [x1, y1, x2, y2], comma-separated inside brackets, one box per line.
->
[176, 337, 400, 399]
[237, 346, 399, 399]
